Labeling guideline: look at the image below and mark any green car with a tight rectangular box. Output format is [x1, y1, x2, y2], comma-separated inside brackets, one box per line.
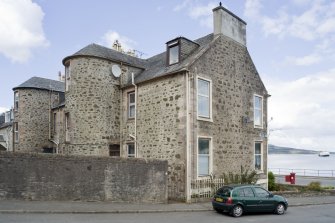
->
[212, 185, 288, 217]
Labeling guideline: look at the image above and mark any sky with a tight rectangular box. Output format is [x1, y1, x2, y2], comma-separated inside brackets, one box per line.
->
[0, 0, 335, 151]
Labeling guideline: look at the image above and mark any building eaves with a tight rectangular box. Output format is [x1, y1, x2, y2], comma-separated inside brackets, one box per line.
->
[52, 101, 65, 110]
[62, 33, 215, 86]
[134, 33, 215, 84]
[62, 43, 147, 69]
[13, 77, 65, 92]
[0, 121, 12, 130]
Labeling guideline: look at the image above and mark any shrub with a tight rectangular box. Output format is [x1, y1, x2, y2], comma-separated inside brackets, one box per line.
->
[307, 181, 322, 191]
[268, 171, 279, 191]
[222, 166, 258, 185]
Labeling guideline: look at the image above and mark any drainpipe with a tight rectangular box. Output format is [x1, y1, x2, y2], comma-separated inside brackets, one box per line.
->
[186, 71, 191, 203]
[131, 72, 138, 157]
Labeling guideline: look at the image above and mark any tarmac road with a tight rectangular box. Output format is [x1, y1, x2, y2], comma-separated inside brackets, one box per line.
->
[1, 203, 335, 223]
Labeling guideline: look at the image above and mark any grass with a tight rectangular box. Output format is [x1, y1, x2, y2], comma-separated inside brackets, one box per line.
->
[272, 182, 335, 192]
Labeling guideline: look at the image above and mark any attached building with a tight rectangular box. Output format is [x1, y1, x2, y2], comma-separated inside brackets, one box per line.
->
[13, 5, 269, 201]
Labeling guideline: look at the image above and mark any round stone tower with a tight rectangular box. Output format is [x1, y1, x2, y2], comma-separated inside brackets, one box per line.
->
[62, 44, 122, 156]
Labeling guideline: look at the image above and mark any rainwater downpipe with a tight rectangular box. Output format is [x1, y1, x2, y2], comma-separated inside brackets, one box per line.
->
[131, 72, 138, 157]
[185, 71, 191, 203]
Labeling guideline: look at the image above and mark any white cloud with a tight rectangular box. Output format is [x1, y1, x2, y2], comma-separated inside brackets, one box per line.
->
[244, 0, 262, 18]
[173, 1, 219, 29]
[173, 0, 192, 12]
[0, 107, 9, 114]
[0, 0, 49, 63]
[265, 69, 335, 151]
[285, 54, 322, 66]
[244, 0, 335, 41]
[102, 31, 137, 52]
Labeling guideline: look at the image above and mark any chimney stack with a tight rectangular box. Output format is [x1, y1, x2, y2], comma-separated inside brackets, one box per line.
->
[213, 4, 247, 46]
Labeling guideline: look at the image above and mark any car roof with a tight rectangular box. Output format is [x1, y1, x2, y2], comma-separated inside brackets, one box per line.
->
[222, 184, 258, 189]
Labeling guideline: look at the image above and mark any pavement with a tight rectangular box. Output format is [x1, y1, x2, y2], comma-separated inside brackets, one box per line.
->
[1, 196, 335, 214]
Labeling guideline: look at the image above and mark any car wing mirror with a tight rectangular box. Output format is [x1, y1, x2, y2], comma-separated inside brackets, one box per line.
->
[268, 193, 274, 198]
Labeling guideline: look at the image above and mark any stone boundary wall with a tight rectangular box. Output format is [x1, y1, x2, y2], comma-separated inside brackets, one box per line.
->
[0, 152, 168, 203]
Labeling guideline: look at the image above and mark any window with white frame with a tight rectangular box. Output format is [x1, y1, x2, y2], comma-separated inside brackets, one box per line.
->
[254, 95, 263, 128]
[128, 92, 135, 118]
[167, 41, 179, 65]
[254, 142, 262, 171]
[14, 91, 19, 111]
[65, 62, 71, 91]
[14, 122, 19, 142]
[127, 143, 135, 158]
[198, 138, 211, 176]
[197, 78, 211, 119]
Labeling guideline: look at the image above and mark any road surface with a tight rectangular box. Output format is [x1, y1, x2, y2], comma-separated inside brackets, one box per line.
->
[1, 203, 334, 223]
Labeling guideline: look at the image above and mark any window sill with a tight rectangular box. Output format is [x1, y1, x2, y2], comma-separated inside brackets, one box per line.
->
[254, 125, 263, 129]
[197, 117, 213, 122]
[197, 175, 212, 180]
[255, 170, 264, 174]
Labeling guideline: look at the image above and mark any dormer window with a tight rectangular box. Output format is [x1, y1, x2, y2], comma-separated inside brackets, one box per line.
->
[167, 40, 180, 65]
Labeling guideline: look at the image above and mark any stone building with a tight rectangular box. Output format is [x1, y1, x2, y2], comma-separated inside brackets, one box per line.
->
[0, 109, 14, 151]
[13, 5, 269, 201]
[12, 77, 65, 153]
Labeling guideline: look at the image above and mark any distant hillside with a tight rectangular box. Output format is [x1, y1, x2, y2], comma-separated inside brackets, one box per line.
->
[268, 145, 335, 154]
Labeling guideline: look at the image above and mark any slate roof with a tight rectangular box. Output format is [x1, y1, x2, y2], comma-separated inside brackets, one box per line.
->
[63, 44, 147, 69]
[63, 33, 216, 85]
[0, 121, 12, 130]
[13, 77, 65, 92]
[136, 34, 215, 83]
[0, 114, 4, 126]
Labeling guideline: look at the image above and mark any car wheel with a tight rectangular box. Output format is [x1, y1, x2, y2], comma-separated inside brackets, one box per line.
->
[275, 203, 285, 215]
[231, 205, 243, 217]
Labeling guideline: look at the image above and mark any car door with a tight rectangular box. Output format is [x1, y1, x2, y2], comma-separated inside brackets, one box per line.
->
[252, 187, 276, 211]
[241, 187, 259, 212]
[232, 187, 258, 212]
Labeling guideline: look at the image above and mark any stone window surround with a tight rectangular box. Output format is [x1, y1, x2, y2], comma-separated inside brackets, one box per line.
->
[254, 141, 263, 173]
[14, 122, 19, 143]
[65, 62, 71, 92]
[53, 112, 57, 135]
[65, 112, 70, 143]
[196, 136, 213, 179]
[14, 91, 19, 111]
[109, 144, 120, 157]
[128, 91, 136, 119]
[127, 143, 135, 158]
[196, 76, 213, 122]
[253, 94, 263, 129]
[167, 40, 180, 66]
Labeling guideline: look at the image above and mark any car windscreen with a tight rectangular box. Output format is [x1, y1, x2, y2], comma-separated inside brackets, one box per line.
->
[216, 187, 231, 197]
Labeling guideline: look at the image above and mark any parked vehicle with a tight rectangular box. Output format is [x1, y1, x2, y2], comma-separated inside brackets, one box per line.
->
[212, 185, 288, 217]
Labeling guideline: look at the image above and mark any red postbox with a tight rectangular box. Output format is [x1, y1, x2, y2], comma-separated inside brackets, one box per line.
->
[285, 175, 291, 182]
[290, 172, 296, 184]
[285, 173, 296, 184]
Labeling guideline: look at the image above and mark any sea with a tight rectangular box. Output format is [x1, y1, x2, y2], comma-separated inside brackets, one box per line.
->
[268, 154, 335, 177]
